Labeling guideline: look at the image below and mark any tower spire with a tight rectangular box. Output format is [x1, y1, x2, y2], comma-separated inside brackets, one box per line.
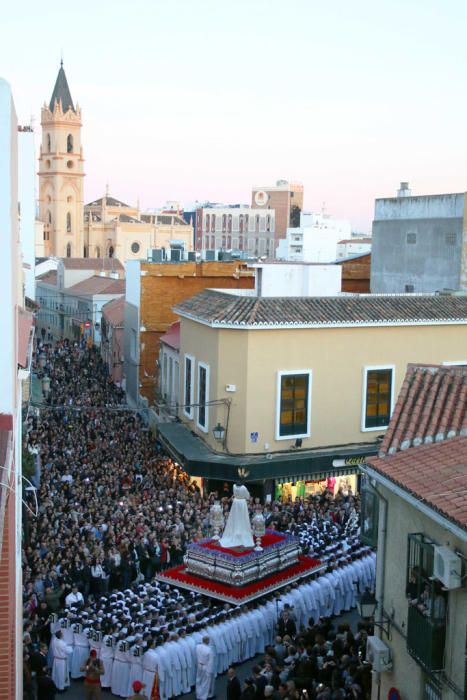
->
[49, 62, 75, 113]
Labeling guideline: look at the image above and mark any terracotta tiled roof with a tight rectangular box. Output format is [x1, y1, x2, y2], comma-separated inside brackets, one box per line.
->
[367, 436, 467, 530]
[160, 321, 180, 350]
[174, 290, 467, 328]
[61, 258, 124, 271]
[380, 364, 467, 456]
[101, 298, 125, 326]
[66, 276, 125, 296]
[36, 271, 57, 285]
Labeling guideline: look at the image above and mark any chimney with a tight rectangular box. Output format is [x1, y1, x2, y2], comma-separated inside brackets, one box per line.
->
[397, 181, 411, 198]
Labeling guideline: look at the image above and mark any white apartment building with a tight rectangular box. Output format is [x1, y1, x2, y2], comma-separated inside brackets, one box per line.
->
[277, 212, 352, 262]
[336, 238, 372, 260]
[18, 126, 36, 301]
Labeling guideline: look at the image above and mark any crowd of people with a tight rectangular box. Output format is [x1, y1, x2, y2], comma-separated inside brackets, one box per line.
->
[22, 339, 376, 700]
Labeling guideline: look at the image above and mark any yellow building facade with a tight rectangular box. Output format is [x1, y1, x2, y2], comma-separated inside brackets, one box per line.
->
[84, 196, 193, 260]
[157, 291, 467, 489]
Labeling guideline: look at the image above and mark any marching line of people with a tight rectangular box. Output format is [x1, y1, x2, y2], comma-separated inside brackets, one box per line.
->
[45, 549, 375, 698]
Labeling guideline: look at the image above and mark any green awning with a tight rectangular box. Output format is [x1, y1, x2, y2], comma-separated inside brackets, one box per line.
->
[156, 422, 379, 482]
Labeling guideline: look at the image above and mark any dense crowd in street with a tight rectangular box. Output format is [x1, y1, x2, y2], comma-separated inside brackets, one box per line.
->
[22, 339, 376, 700]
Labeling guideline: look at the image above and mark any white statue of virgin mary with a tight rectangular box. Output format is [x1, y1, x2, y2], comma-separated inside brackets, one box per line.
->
[219, 484, 254, 549]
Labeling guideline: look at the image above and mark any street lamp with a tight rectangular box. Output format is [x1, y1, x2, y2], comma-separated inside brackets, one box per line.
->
[212, 423, 225, 443]
[357, 588, 377, 619]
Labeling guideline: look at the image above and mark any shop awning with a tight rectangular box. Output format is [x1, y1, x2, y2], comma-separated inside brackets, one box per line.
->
[156, 422, 379, 482]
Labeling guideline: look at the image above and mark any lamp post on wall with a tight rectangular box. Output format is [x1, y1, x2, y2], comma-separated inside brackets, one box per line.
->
[212, 422, 226, 446]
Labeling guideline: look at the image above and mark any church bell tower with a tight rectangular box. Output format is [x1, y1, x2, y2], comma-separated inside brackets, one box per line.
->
[38, 62, 85, 258]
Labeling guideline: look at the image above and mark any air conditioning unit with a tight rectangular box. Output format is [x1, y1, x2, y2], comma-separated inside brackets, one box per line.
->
[366, 636, 392, 672]
[148, 248, 164, 262]
[433, 546, 462, 589]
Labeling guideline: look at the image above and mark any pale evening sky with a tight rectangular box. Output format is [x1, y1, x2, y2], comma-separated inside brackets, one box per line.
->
[2, 0, 467, 232]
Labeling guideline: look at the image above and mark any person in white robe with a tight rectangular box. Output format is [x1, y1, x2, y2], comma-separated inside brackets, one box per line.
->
[183, 631, 198, 688]
[51, 631, 73, 691]
[219, 484, 254, 548]
[70, 624, 89, 678]
[141, 641, 159, 695]
[127, 640, 144, 697]
[100, 634, 114, 689]
[166, 635, 183, 697]
[229, 615, 242, 664]
[111, 637, 130, 697]
[155, 641, 173, 700]
[195, 636, 215, 700]
[177, 631, 194, 694]
[60, 619, 74, 676]
[331, 567, 346, 616]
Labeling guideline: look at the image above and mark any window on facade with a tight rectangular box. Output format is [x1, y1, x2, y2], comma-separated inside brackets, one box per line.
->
[222, 214, 226, 232]
[406, 533, 447, 673]
[131, 242, 140, 254]
[108, 246, 114, 258]
[46, 134, 51, 152]
[67, 134, 73, 153]
[363, 367, 393, 429]
[406, 232, 417, 244]
[66, 212, 72, 232]
[47, 211, 52, 225]
[405, 284, 415, 293]
[197, 363, 209, 430]
[211, 215, 216, 232]
[83, 245, 88, 258]
[278, 372, 311, 438]
[184, 356, 194, 418]
[66, 243, 71, 258]
[205, 214, 210, 232]
[96, 246, 101, 258]
[445, 232, 457, 245]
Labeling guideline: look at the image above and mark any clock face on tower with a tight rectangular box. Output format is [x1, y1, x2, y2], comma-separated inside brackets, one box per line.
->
[254, 191, 269, 207]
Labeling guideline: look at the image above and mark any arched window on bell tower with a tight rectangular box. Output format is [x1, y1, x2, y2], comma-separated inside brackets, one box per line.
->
[66, 243, 71, 258]
[66, 212, 72, 233]
[47, 134, 51, 153]
[108, 246, 114, 258]
[67, 134, 73, 153]
[47, 211, 52, 225]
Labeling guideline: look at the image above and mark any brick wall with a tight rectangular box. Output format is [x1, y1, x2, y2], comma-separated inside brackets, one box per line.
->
[139, 262, 255, 403]
[0, 485, 18, 698]
[340, 254, 371, 293]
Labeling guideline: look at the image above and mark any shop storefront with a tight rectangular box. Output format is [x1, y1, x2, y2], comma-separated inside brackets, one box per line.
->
[157, 422, 378, 499]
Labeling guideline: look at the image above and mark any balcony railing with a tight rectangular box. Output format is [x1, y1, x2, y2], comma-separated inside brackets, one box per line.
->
[407, 605, 446, 671]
